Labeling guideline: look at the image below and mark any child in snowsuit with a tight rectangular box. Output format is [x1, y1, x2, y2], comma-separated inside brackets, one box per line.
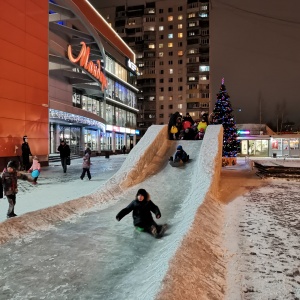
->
[28, 156, 41, 184]
[2, 161, 19, 218]
[116, 188, 167, 238]
[174, 145, 189, 163]
[80, 149, 91, 180]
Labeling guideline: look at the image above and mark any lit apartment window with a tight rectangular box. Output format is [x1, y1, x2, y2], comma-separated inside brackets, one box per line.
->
[149, 43, 155, 49]
[189, 22, 196, 27]
[168, 16, 173, 21]
[189, 31, 195, 36]
[188, 49, 195, 54]
[145, 26, 155, 31]
[178, 104, 182, 109]
[168, 43, 173, 47]
[178, 50, 183, 56]
[199, 13, 208, 18]
[200, 66, 210, 72]
[159, 96, 164, 101]
[168, 33, 173, 39]
[159, 43, 163, 48]
[201, 5, 208, 10]
[178, 15, 183, 20]
[189, 76, 196, 81]
[200, 75, 208, 80]
[169, 96, 173, 101]
[188, 13, 196, 18]
[159, 26, 164, 31]
[138, 63, 144, 67]
[178, 24, 183, 29]
[178, 33, 183, 38]
[159, 52, 164, 57]
[169, 69, 173, 74]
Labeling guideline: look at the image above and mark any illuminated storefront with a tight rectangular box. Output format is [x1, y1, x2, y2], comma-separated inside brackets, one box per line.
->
[48, 0, 138, 155]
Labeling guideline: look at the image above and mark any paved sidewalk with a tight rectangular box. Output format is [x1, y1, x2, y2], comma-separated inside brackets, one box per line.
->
[0, 155, 127, 223]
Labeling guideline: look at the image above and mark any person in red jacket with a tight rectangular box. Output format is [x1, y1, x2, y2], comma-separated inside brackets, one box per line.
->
[116, 188, 167, 238]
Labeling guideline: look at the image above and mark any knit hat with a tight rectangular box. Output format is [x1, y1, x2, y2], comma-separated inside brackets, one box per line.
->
[23, 135, 28, 142]
[136, 188, 148, 199]
[7, 160, 18, 170]
[177, 145, 183, 150]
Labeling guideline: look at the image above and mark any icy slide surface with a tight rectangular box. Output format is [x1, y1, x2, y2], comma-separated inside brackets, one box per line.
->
[0, 125, 222, 299]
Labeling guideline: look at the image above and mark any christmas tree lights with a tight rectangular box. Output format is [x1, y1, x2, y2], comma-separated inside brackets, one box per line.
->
[211, 79, 240, 157]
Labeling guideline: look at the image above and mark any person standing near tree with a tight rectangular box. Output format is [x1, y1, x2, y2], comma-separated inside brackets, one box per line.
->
[57, 140, 70, 173]
[21, 135, 32, 171]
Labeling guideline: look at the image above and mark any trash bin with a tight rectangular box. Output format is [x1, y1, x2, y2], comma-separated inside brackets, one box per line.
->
[273, 153, 277, 158]
[105, 151, 110, 159]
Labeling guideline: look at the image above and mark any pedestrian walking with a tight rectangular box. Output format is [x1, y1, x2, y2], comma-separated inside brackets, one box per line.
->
[80, 148, 91, 180]
[57, 140, 70, 173]
[122, 145, 126, 154]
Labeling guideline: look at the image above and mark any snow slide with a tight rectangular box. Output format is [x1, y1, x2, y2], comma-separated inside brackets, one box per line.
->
[0, 125, 224, 299]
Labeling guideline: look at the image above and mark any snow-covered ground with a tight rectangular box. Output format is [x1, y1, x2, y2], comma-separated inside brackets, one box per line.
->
[0, 125, 224, 299]
[0, 155, 126, 223]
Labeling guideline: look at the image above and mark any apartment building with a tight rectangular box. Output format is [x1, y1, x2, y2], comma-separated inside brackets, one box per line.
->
[90, 0, 210, 138]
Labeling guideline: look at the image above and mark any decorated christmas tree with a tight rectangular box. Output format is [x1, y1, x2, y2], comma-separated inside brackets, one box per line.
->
[211, 78, 239, 157]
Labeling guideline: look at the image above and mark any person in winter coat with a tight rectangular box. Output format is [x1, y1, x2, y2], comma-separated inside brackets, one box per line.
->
[80, 149, 91, 180]
[57, 140, 71, 173]
[116, 188, 167, 238]
[21, 135, 32, 171]
[197, 119, 208, 133]
[28, 156, 41, 184]
[168, 111, 181, 140]
[174, 145, 189, 163]
[2, 161, 20, 218]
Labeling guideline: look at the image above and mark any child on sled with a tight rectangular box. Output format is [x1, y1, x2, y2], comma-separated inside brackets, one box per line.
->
[116, 188, 167, 238]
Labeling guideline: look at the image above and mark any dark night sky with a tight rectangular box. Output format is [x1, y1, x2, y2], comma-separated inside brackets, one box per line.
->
[210, 0, 300, 128]
[89, 0, 300, 129]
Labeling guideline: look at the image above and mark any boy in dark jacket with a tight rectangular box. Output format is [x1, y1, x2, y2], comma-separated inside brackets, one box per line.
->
[174, 145, 189, 163]
[2, 161, 19, 218]
[116, 188, 167, 238]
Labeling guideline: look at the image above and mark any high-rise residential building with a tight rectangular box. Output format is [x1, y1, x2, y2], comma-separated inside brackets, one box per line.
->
[90, 0, 210, 138]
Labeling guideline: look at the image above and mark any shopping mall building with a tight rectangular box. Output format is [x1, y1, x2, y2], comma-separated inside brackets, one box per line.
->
[0, 0, 138, 168]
